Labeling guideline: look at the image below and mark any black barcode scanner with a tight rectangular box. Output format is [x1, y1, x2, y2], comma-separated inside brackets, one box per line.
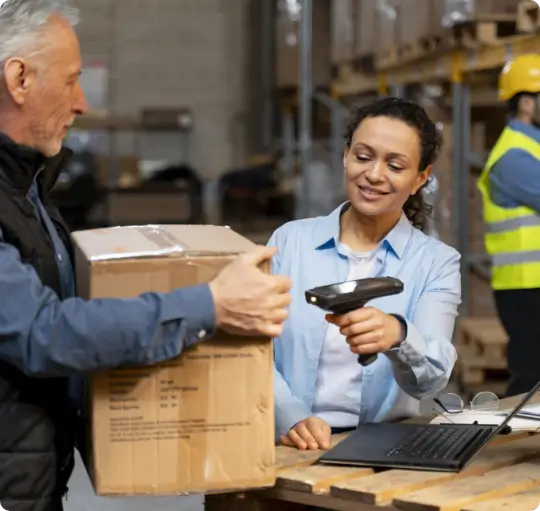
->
[305, 277, 404, 366]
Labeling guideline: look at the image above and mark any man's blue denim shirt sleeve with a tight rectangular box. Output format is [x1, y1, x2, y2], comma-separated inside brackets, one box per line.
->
[0, 228, 217, 377]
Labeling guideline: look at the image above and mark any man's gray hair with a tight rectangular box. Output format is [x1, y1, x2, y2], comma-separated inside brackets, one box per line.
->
[0, 0, 79, 67]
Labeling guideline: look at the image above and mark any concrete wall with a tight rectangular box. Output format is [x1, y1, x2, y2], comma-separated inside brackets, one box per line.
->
[72, 0, 253, 180]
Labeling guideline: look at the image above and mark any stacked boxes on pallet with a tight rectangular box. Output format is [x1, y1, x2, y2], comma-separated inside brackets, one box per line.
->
[331, 0, 356, 65]
[441, 0, 518, 27]
[353, 0, 399, 60]
[275, 0, 331, 87]
[299, 0, 519, 73]
[354, 0, 376, 58]
[327, 0, 519, 68]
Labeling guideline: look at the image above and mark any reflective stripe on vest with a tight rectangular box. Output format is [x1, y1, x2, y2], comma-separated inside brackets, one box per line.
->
[485, 215, 540, 234]
[477, 126, 540, 290]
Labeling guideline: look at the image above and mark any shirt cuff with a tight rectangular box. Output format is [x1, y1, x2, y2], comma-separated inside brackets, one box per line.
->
[275, 399, 312, 442]
[385, 315, 427, 367]
[170, 284, 217, 347]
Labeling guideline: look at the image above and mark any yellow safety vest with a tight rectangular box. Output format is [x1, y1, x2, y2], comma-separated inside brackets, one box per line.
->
[477, 126, 540, 290]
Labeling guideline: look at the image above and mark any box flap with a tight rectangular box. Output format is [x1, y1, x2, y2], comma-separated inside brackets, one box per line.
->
[71, 224, 256, 262]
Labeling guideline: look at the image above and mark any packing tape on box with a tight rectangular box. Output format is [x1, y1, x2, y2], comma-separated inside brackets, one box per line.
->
[136, 225, 188, 252]
[87, 225, 189, 261]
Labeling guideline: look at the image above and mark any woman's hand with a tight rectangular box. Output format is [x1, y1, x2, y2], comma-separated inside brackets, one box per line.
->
[326, 307, 405, 356]
[279, 417, 331, 450]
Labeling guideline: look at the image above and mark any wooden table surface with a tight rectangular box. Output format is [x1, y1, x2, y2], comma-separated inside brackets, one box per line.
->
[205, 394, 540, 511]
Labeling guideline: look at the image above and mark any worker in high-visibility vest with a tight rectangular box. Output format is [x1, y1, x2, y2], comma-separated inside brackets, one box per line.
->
[477, 54, 540, 397]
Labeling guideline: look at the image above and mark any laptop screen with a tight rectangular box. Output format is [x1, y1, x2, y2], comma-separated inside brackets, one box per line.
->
[490, 378, 540, 436]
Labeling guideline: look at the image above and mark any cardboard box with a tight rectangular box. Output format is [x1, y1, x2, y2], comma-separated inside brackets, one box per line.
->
[72, 225, 275, 495]
[376, 0, 399, 53]
[354, 0, 376, 57]
[331, 0, 357, 64]
[275, 0, 331, 87]
[397, 0, 432, 46]
[438, 0, 517, 27]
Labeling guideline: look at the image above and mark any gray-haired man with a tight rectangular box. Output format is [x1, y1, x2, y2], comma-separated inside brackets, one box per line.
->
[0, 2, 291, 510]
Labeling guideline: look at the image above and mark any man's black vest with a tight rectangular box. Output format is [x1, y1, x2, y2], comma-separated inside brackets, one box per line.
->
[0, 134, 77, 511]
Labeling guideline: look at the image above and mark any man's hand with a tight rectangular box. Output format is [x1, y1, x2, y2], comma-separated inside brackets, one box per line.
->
[279, 417, 331, 450]
[326, 307, 405, 356]
[209, 245, 292, 337]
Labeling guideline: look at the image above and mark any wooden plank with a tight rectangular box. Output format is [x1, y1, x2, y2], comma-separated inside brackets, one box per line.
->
[458, 317, 503, 330]
[392, 461, 540, 511]
[455, 350, 507, 371]
[276, 464, 374, 494]
[459, 319, 507, 347]
[517, 0, 539, 33]
[462, 486, 540, 510]
[275, 433, 349, 472]
[330, 433, 540, 505]
[449, 19, 518, 49]
[332, 470, 455, 506]
[455, 319, 508, 383]
[455, 365, 508, 385]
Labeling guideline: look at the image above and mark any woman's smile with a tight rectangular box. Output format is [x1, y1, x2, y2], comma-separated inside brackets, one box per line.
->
[357, 184, 390, 201]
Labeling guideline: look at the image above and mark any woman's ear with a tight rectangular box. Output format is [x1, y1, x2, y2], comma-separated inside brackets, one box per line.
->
[343, 147, 349, 172]
[412, 165, 433, 195]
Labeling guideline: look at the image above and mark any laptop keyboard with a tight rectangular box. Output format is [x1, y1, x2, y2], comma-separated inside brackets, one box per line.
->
[385, 427, 483, 460]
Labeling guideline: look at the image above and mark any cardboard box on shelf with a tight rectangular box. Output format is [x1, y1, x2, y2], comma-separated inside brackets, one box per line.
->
[355, 0, 432, 58]
[331, 0, 357, 64]
[275, 0, 331, 87]
[375, 0, 399, 54]
[397, 0, 432, 46]
[354, 0, 373, 57]
[72, 224, 275, 496]
[438, 0, 517, 27]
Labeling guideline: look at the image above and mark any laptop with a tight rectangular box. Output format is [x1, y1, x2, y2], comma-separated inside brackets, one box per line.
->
[317, 379, 540, 472]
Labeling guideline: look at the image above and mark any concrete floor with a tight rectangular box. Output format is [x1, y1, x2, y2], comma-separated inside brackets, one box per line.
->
[64, 452, 203, 511]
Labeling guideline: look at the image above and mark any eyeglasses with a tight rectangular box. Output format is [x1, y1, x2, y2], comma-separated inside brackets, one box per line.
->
[434, 391, 499, 415]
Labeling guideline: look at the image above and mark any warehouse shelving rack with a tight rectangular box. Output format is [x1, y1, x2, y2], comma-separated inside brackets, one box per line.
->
[295, 0, 540, 314]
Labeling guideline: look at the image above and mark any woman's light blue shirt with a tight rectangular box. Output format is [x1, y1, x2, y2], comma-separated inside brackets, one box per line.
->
[267, 203, 461, 440]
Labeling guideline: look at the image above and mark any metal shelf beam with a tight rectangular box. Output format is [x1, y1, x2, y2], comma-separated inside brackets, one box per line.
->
[299, 0, 314, 218]
[332, 34, 540, 97]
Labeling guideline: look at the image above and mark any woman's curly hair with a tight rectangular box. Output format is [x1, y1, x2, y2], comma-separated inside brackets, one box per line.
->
[344, 97, 443, 232]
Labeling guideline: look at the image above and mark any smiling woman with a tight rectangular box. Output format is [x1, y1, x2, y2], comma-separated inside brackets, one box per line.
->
[267, 97, 461, 451]
[343, 97, 441, 234]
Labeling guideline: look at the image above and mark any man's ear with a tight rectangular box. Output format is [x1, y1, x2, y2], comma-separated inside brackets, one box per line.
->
[3, 58, 33, 105]
[412, 165, 433, 195]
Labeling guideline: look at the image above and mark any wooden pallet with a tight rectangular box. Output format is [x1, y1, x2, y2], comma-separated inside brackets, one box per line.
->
[374, 33, 453, 70]
[517, 0, 540, 33]
[373, 17, 518, 71]
[456, 317, 508, 361]
[354, 54, 376, 74]
[418, 33, 449, 54]
[374, 45, 399, 69]
[454, 317, 509, 397]
[396, 41, 426, 64]
[206, 426, 540, 511]
[455, 356, 508, 385]
[448, 16, 519, 48]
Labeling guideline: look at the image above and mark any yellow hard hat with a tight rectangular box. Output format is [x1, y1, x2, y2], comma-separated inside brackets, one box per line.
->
[499, 54, 540, 101]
